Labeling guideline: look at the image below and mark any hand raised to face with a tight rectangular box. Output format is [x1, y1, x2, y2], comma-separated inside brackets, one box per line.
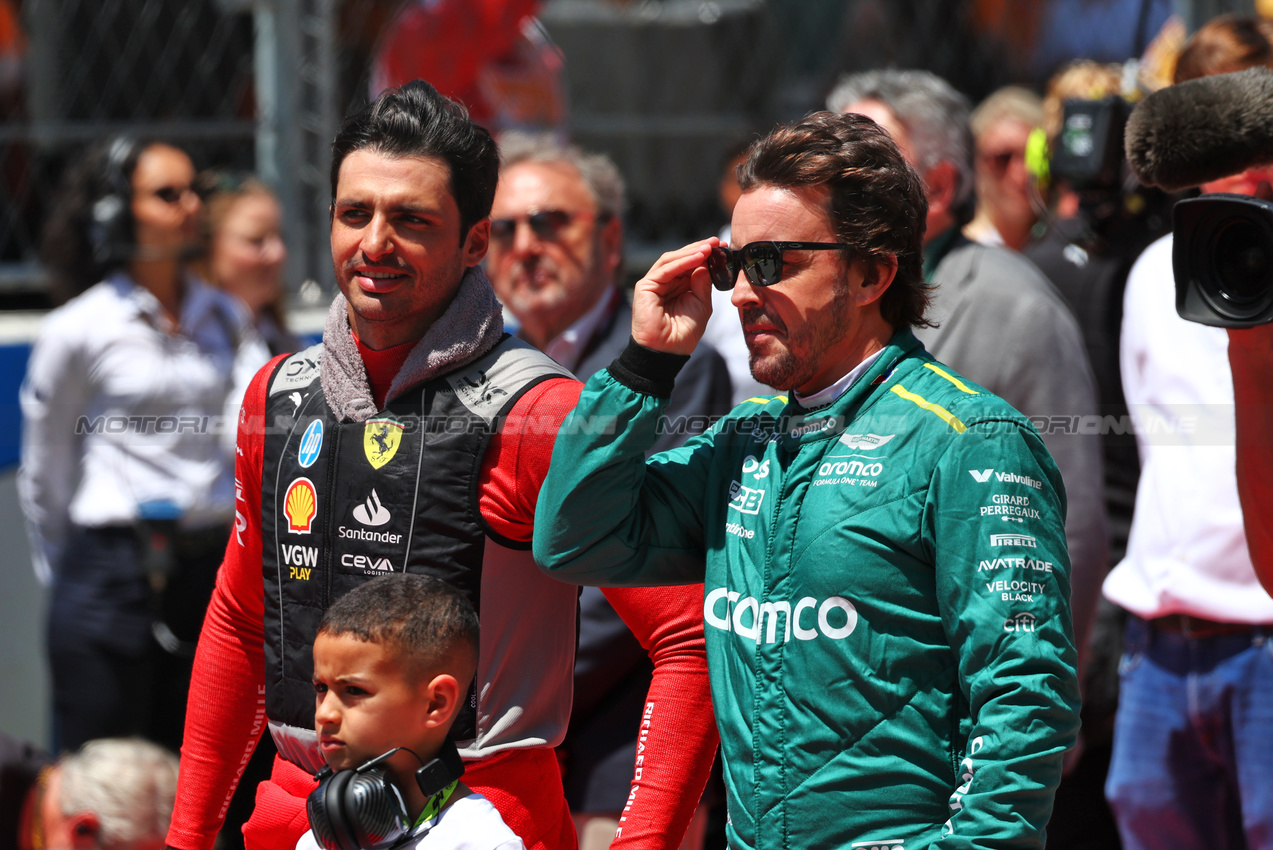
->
[629, 238, 717, 356]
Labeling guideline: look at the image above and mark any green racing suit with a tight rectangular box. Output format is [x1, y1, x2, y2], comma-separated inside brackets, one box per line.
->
[534, 328, 1080, 850]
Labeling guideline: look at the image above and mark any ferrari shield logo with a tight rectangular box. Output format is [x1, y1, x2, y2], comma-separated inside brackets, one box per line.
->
[363, 417, 404, 469]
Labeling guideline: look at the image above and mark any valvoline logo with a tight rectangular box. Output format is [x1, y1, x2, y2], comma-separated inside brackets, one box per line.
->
[284, 477, 317, 534]
[298, 419, 323, 468]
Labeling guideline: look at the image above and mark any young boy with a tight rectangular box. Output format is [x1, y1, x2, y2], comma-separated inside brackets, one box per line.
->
[297, 574, 524, 850]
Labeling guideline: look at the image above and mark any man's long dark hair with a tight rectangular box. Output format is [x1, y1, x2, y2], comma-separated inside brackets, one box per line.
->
[330, 80, 499, 243]
[740, 111, 932, 328]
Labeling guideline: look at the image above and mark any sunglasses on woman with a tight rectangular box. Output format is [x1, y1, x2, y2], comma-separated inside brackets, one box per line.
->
[707, 241, 850, 291]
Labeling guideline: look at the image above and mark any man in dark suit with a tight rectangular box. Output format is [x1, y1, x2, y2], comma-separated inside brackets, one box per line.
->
[486, 133, 732, 850]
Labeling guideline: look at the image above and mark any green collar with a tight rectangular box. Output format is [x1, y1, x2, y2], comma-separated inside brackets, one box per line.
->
[412, 780, 461, 828]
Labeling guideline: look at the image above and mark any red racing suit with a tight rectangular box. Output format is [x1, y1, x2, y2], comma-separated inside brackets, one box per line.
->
[165, 349, 718, 850]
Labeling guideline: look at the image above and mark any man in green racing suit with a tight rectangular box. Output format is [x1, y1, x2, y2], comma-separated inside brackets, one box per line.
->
[533, 112, 1080, 850]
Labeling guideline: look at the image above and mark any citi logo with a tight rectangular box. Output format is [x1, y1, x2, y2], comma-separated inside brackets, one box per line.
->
[353, 489, 391, 526]
[704, 587, 858, 644]
[1004, 612, 1037, 633]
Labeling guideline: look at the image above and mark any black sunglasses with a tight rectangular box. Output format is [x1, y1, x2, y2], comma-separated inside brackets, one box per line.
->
[489, 209, 598, 246]
[707, 241, 851, 291]
[152, 184, 196, 205]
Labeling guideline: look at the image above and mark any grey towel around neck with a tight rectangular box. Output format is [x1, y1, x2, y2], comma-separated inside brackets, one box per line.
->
[320, 265, 505, 423]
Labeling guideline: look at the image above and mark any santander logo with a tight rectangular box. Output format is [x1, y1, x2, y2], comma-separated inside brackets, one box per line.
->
[352, 489, 391, 527]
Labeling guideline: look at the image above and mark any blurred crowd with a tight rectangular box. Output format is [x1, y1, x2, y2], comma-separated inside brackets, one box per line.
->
[10, 7, 1273, 850]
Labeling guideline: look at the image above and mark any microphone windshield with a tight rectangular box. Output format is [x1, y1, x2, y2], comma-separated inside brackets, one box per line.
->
[1125, 67, 1273, 192]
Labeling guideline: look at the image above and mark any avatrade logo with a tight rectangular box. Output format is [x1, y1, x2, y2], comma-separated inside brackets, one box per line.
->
[298, 419, 323, 468]
[989, 534, 1037, 548]
[838, 433, 895, 451]
[705, 587, 858, 644]
[352, 489, 391, 527]
[284, 478, 317, 534]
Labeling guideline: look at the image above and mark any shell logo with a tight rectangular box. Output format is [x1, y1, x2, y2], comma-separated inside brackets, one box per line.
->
[284, 477, 318, 534]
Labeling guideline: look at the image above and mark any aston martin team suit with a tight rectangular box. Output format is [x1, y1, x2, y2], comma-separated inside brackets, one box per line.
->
[535, 329, 1081, 850]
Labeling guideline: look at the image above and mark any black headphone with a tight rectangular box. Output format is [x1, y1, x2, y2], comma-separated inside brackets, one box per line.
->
[306, 740, 465, 850]
[88, 136, 140, 265]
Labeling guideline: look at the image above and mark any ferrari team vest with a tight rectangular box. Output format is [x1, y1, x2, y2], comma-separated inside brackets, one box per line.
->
[260, 335, 568, 739]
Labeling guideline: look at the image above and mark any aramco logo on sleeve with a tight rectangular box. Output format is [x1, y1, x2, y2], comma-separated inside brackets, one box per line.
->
[284, 477, 317, 534]
[364, 416, 403, 469]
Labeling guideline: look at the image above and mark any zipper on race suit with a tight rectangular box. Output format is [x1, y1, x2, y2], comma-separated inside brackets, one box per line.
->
[321, 426, 341, 608]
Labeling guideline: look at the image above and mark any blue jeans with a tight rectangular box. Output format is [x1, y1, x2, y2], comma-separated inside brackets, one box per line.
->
[1105, 616, 1273, 850]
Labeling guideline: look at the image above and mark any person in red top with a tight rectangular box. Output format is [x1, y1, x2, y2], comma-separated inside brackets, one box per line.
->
[1230, 321, 1273, 594]
[164, 80, 717, 850]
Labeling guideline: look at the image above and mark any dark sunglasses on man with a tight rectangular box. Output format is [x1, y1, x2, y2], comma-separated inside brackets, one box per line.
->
[707, 241, 850, 291]
[489, 209, 600, 247]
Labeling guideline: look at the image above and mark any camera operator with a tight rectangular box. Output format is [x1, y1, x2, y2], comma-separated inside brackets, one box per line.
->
[1100, 15, 1273, 850]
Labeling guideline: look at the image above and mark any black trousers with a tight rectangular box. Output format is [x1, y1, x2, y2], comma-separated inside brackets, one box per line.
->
[47, 523, 228, 752]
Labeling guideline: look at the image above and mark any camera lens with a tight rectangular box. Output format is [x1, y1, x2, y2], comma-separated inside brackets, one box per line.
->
[1204, 216, 1273, 319]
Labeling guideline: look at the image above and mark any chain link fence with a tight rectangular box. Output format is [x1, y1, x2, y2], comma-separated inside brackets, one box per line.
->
[0, 0, 1246, 305]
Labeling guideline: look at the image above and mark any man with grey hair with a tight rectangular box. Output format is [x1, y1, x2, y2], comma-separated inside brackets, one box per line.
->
[486, 133, 731, 850]
[6, 735, 178, 850]
[828, 69, 1108, 688]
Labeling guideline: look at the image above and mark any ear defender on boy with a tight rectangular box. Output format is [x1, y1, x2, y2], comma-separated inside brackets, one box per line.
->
[307, 740, 466, 850]
[307, 755, 411, 850]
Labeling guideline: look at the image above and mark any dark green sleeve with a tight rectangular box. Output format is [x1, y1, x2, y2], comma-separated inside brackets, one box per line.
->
[533, 365, 718, 587]
[925, 418, 1081, 849]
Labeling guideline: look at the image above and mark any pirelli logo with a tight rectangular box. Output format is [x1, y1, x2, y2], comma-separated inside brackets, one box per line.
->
[989, 533, 1037, 548]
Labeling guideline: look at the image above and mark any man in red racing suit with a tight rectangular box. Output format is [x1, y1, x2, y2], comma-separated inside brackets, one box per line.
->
[164, 80, 717, 850]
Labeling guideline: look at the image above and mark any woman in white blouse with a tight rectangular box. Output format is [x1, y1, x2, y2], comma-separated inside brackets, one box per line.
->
[19, 138, 268, 751]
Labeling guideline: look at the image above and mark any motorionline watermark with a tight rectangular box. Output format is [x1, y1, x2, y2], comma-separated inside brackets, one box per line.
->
[47, 404, 1273, 446]
[76, 414, 229, 435]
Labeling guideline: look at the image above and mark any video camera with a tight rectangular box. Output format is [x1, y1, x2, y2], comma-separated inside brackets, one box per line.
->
[1124, 67, 1273, 327]
[1172, 194, 1273, 328]
[1052, 95, 1130, 191]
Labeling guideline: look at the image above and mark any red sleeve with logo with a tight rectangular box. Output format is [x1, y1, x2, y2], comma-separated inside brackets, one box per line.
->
[167, 355, 283, 850]
[480, 378, 719, 850]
